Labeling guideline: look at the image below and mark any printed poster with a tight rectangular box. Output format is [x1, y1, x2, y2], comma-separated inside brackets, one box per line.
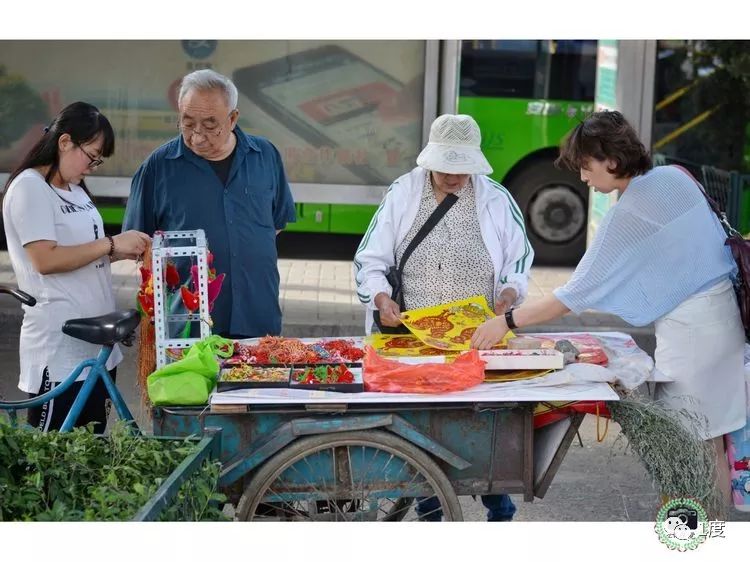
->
[365, 334, 456, 357]
[400, 295, 514, 351]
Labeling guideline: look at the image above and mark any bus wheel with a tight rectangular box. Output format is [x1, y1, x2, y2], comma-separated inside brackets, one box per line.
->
[509, 160, 588, 266]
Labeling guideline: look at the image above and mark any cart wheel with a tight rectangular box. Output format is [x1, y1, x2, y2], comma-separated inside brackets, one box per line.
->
[383, 497, 415, 522]
[236, 430, 462, 521]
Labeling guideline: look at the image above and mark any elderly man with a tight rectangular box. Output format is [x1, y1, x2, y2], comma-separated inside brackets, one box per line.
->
[123, 69, 296, 338]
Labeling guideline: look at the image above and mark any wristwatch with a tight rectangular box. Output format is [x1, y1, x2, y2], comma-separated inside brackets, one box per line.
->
[504, 308, 518, 330]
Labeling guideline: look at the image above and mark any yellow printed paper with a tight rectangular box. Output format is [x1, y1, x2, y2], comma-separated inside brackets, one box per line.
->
[483, 369, 552, 383]
[366, 334, 459, 358]
[400, 295, 514, 351]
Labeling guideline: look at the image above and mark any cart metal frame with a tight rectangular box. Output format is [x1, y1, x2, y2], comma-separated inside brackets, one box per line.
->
[154, 400, 584, 521]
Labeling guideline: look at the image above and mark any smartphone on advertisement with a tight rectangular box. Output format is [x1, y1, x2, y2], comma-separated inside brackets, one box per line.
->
[233, 45, 421, 185]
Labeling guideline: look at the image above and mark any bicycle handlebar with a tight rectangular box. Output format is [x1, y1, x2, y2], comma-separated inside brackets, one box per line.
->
[0, 285, 36, 307]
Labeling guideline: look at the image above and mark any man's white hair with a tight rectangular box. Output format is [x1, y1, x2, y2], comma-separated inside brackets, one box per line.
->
[178, 69, 239, 110]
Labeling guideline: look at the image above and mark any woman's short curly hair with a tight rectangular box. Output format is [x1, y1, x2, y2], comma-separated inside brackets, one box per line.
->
[555, 110, 652, 178]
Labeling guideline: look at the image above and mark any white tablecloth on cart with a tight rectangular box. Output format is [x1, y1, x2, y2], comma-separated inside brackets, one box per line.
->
[210, 331, 660, 406]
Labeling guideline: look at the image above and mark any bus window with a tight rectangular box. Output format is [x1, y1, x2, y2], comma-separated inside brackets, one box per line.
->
[460, 40, 538, 98]
[460, 40, 596, 101]
[546, 40, 597, 101]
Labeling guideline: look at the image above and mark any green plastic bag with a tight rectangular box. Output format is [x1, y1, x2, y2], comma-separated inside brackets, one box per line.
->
[147, 335, 234, 406]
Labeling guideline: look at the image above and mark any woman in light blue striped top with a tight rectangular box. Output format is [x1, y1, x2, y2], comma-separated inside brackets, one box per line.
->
[471, 111, 746, 506]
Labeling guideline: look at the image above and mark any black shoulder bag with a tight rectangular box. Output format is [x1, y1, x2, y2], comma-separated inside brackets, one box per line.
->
[373, 193, 458, 334]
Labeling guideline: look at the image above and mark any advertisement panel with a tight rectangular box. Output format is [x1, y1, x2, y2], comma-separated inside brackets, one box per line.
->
[0, 40, 426, 187]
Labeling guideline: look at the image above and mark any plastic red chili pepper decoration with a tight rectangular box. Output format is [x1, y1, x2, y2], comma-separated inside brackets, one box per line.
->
[137, 293, 154, 317]
[165, 262, 180, 290]
[189, 265, 225, 311]
[181, 285, 200, 312]
[207, 274, 225, 310]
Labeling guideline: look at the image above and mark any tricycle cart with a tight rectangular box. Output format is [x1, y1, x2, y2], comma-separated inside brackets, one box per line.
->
[152, 331, 640, 522]
[143, 232, 650, 521]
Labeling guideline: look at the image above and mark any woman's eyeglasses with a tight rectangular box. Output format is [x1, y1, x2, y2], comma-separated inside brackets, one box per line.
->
[76, 144, 104, 169]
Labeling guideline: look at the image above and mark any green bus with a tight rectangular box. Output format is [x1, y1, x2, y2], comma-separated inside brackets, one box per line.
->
[457, 40, 596, 264]
[0, 40, 596, 263]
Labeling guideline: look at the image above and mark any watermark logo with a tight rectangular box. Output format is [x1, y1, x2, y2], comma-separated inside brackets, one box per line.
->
[654, 498, 726, 551]
[181, 40, 218, 60]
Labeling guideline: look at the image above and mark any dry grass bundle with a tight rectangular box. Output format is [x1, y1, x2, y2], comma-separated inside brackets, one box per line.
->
[609, 397, 726, 520]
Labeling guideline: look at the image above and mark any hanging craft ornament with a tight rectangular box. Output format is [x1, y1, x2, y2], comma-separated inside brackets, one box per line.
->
[135, 233, 225, 406]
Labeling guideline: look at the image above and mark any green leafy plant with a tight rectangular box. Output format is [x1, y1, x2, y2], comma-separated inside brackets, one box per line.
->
[0, 420, 226, 521]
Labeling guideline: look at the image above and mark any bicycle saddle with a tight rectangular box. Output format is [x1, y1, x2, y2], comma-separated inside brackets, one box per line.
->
[62, 309, 141, 346]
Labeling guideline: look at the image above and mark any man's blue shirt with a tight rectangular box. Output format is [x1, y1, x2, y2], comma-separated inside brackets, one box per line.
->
[123, 127, 296, 337]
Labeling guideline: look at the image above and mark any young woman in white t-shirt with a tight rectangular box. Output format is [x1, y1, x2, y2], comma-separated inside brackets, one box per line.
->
[2, 101, 150, 433]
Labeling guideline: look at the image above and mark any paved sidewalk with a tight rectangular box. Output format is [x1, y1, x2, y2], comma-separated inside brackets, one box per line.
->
[0, 252, 655, 351]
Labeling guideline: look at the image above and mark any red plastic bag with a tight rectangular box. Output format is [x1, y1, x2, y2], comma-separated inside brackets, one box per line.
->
[363, 346, 486, 393]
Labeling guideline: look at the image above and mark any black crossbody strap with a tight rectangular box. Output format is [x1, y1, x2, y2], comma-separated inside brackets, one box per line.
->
[397, 193, 458, 276]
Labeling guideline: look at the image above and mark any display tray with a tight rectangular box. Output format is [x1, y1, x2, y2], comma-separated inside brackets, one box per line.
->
[288, 365, 364, 393]
[222, 355, 362, 367]
[216, 363, 364, 393]
[216, 365, 292, 392]
[478, 349, 564, 370]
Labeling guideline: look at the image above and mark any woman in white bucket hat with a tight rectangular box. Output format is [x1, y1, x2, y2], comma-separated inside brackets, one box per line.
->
[354, 114, 533, 521]
[415, 113, 494, 176]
